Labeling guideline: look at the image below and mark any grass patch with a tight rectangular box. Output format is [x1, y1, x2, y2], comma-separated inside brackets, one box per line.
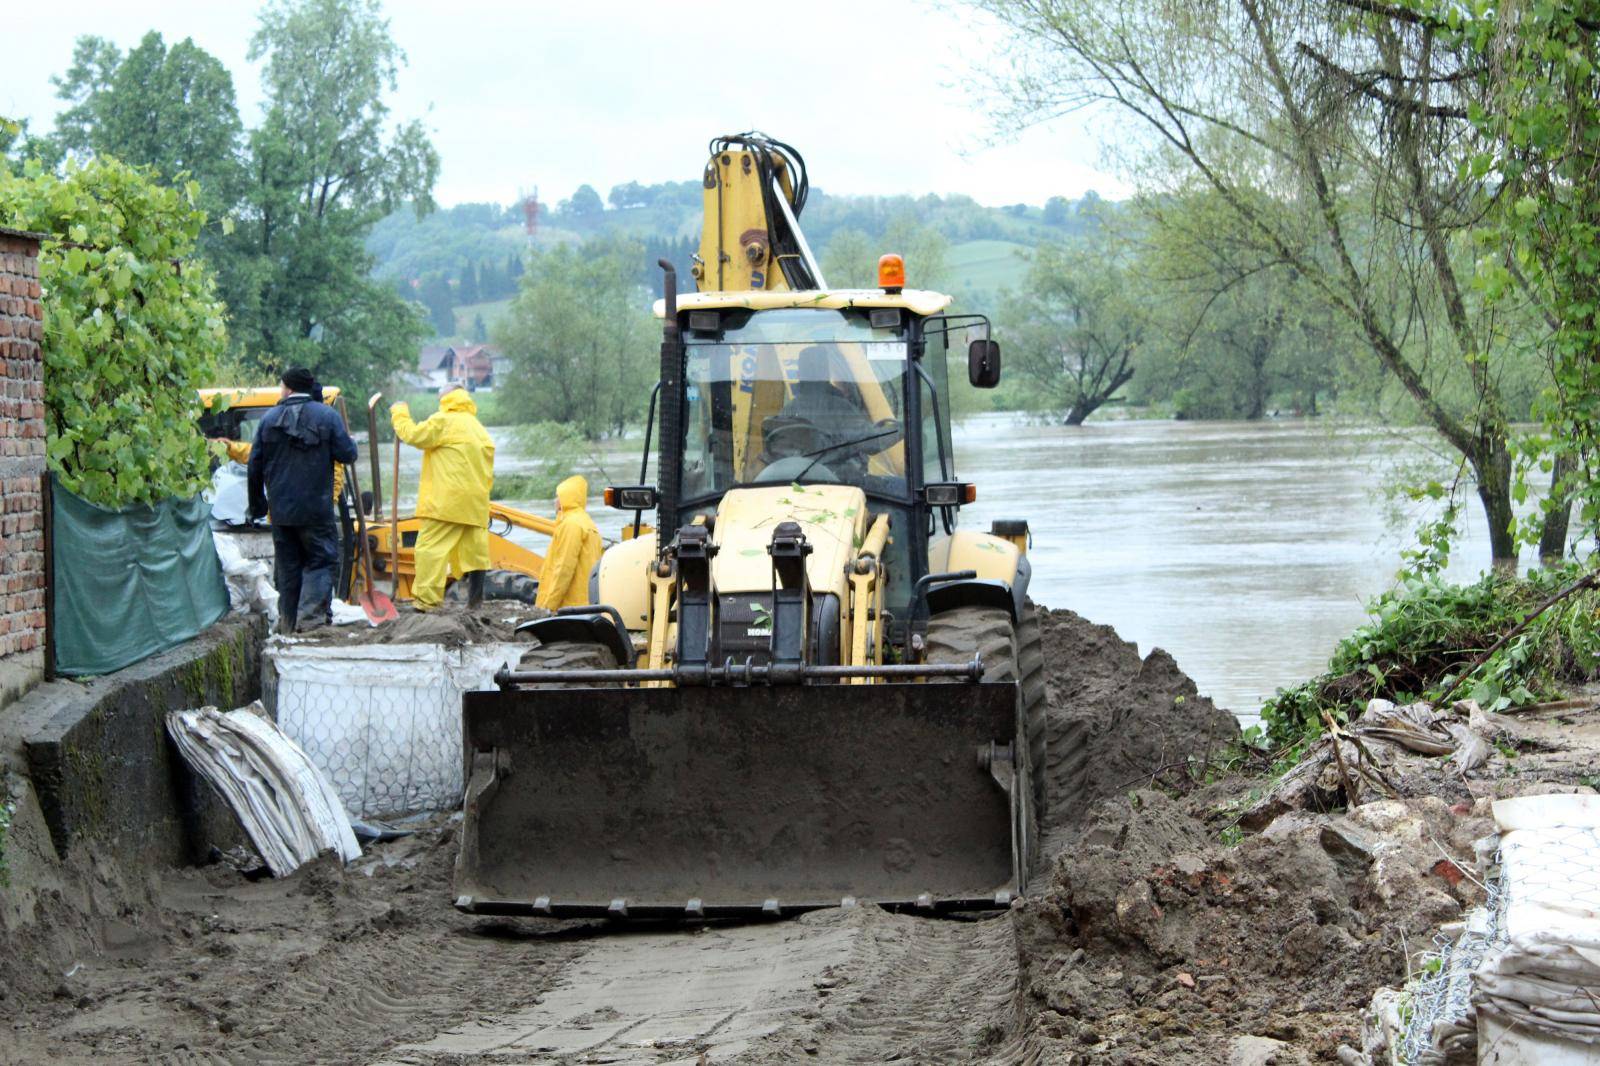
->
[1260, 563, 1600, 748]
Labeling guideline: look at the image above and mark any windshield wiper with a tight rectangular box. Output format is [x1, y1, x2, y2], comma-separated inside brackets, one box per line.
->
[794, 426, 900, 482]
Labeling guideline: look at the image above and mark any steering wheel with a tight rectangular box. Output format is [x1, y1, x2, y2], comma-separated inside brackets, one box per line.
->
[754, 455, 841, 483]
[763, 419, 822, 459]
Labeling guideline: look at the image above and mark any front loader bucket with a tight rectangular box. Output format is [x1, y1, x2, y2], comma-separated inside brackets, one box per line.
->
[454, 682, 1022, 919]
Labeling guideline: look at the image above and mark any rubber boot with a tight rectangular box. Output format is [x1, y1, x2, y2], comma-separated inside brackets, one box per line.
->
[466, 569, 486, 609]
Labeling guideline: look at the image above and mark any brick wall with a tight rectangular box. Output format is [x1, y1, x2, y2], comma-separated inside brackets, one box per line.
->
[0, 227, 45, 684]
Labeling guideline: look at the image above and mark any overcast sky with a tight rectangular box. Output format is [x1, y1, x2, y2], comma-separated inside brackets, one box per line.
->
[8, 1, 1126, 209]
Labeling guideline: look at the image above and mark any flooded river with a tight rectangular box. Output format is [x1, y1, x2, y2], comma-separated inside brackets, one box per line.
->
[953, 415, 1496, 720]
[419, 414, 1493, 722]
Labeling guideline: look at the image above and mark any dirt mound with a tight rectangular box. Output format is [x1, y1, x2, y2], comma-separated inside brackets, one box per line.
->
[3, 815, 594, 1064]
[1013, 788, 1494, 1062]
[1039, 608, 1241, 833]
[292, 601, 545, 648]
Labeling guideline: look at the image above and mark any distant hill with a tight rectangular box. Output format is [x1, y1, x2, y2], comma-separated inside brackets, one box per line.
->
[368, 183, 1103, 341]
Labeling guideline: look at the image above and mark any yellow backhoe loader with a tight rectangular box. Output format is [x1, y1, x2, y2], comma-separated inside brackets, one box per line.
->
[455, 133, 1045, 919]
[199, 388, 556, 604]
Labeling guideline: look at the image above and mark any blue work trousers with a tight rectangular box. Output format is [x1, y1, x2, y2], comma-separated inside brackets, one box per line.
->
[272, 522, 340, 633]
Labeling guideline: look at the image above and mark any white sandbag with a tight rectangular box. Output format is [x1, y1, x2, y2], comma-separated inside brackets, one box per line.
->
[166, 702, 360, 876]
[207, 461, 252, 526]
[213, 530, 279, 625]
[265, 641, 523, 819]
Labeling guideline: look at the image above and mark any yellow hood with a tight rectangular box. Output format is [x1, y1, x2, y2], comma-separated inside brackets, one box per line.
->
[557, 475, 588, 512]
[440, 388, 478, 415]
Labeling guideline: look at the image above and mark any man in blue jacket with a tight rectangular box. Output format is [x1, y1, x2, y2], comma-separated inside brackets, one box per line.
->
[248, 367, 358, 633]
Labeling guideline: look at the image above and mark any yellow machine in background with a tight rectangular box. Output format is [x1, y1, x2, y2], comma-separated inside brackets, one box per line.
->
[198, 388, 558, 605]
[455, 132, 1047, 922]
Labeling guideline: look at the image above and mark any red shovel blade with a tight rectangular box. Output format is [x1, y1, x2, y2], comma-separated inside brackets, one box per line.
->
[359, 588, 399, 624]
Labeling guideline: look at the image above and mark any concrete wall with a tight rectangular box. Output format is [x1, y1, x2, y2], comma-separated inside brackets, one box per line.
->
[13, 617, 264, 868]
[0, 228, 46, 708]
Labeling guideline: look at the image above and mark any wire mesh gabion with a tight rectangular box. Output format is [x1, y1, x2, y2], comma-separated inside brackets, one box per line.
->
[264, 642, 521, 821]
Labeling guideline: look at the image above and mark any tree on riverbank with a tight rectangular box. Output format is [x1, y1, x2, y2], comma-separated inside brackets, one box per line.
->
[1002, 237, 1140, 425]
[971, 0, 1569, 565]
[494, 236, 654, 439]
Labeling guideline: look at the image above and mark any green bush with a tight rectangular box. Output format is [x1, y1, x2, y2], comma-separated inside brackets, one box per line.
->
[1, 158, 226, 507]
[489, 422, 589, 502]
[1260, 564, 1600, 748]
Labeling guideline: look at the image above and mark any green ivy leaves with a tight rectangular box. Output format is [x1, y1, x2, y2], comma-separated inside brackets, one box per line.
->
[0, 157, 226, 508]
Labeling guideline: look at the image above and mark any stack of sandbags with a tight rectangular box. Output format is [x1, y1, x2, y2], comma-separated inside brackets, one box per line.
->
[167, 702, 360, 876]
[1475, 794, 1600, 1064]
[212, 530, 279, 624]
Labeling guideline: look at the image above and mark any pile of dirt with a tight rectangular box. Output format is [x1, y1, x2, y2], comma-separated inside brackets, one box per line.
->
[2, 816, 592, 1064]
[1037, 608, 1242, 834]
[1013, 789, 1495, 1063]
[291, 601, 545, 648]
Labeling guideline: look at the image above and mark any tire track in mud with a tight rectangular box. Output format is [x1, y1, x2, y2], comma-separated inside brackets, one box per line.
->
[383, 908, 1043, 1066]
[4, 847, 593, 1066]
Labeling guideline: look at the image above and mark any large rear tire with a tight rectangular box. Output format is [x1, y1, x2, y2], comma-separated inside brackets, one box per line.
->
[446, 569, 540, 606]
[925, 603, 1046, 890]
[515, 639, 618, 683]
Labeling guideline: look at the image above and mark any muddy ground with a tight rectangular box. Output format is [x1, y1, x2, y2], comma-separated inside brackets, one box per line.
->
[3, 607, 1592, 1064]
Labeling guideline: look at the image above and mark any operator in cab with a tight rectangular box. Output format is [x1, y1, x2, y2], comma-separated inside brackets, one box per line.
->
[760, 345, 897, 483]
[534, 475, 603, 610]
[390, 385, 496, 610]
[247, 368, 359, 633]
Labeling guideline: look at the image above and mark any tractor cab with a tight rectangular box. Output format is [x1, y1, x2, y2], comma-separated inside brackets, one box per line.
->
[637, 282, 1005, 638]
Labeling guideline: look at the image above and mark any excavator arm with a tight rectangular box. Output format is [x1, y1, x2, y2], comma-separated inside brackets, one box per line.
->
[694, 132, 827, 293]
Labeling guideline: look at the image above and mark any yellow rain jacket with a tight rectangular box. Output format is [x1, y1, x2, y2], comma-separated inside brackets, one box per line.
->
[535, 475, 603, 609]
[390, 390, 496, 526]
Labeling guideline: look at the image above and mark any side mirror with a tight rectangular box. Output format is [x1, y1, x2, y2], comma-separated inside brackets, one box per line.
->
[968, 338, 1001, 388]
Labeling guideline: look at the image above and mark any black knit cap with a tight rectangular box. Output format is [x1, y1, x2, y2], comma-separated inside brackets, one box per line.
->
[281, 367, 315, 393]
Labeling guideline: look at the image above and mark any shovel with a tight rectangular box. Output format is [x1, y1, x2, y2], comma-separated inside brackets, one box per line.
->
[391, 406, 402, 600]
[344, 459, 398, 625]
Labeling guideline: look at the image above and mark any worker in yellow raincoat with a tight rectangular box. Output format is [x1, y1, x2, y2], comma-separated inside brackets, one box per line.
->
[534, 475, 603, 610]
[390, 387, 496, 609]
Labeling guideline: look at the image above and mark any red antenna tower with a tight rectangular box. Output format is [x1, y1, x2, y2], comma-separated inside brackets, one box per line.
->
[521, 186, 540, 240]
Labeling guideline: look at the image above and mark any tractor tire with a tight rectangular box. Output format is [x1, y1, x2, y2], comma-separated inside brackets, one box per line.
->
[515, 639, 618, 686]
[925, 603, 1046, 889]
[445, 569, 540, 606]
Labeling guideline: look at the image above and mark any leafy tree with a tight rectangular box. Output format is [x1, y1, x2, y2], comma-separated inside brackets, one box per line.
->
[1002, 241, 1139, 424]
[608, 181, 655, 209]
[495, 236, 654, 438]
[419, 273, 454, 336]
[50, 32, 244, 216]
[458, 259, 479, 304]
[971, 0, 1551, 564]
[471, 313, 488, 344]
[1043, 196, 1072, 226]
[1432, 0, 1600, 558]
[562, 184, 603, 217]
[227, 0, 439, 396]
[821, 228, 876, 288]
[0, 159, 227, 507]
[884, 212, 949, 291]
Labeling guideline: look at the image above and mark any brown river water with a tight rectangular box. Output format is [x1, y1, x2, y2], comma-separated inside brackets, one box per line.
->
[441, 414, 1498, 723]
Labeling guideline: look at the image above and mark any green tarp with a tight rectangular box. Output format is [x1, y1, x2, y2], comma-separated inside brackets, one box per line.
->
[51, 476, 229, 677]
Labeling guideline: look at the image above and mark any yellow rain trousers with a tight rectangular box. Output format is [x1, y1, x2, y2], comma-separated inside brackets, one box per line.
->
[391, 390, 496, 609]
[534, 475, 603, 610]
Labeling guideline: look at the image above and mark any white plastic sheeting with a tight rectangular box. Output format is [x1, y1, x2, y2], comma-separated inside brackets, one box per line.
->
[207, 461, 251, 526]
[1475, 793, 1600, 1063]
[167, 702, 360, 876]
[213, 530, 279, 625]
[265, 641, 523, 819]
